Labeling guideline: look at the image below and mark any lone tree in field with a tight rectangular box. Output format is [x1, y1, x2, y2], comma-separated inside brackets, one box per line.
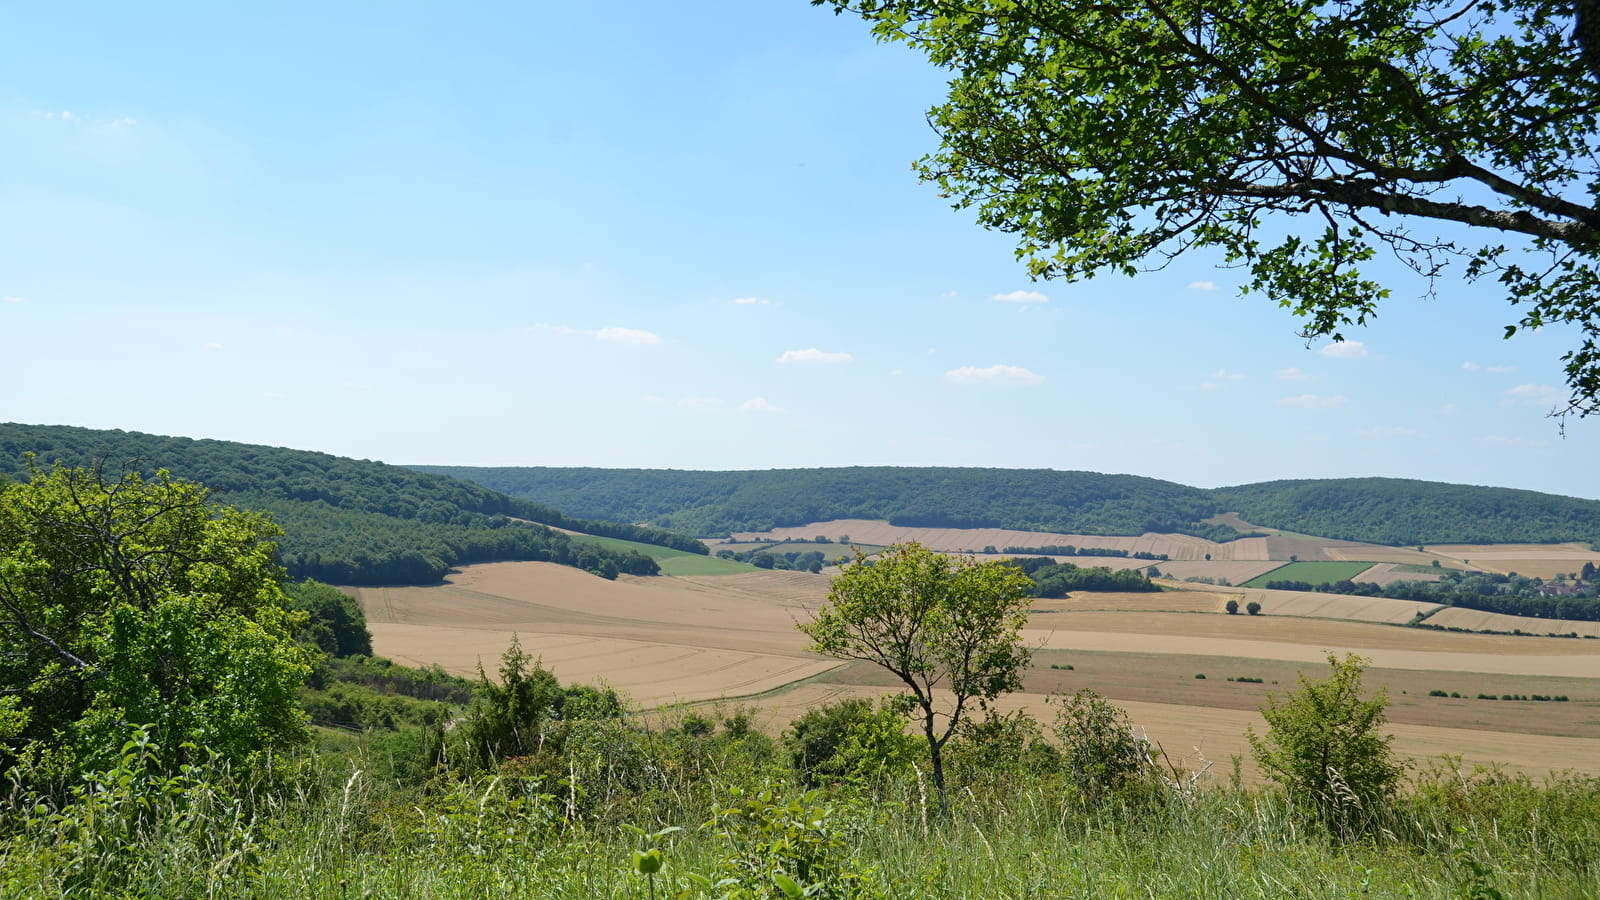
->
[815, 0, 1600, 416]
[799, 543, 1035, 809]
[1248, 653, 1403, 838]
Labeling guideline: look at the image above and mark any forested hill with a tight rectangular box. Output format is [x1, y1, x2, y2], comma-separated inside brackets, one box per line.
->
[409, 466, 1237, 540]
[1213, 478, 1600, 546]
[413, 465, 1600, 547]
[0, 424, 706, 585]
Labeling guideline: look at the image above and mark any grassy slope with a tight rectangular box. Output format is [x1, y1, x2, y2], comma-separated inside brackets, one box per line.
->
[567, 533, 755, 575]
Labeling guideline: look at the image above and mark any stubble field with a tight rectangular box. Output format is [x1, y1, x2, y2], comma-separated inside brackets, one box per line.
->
[356, 558, 1600, 782]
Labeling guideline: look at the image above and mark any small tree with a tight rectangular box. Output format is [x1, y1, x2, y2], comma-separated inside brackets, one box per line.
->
[1052, 689, 1154, 801]
[799, 543, 1034, 809]
[1246, 601, 1263, 616]
[1248, 654, 1403, 838]
[1225, 599, 1240, 615]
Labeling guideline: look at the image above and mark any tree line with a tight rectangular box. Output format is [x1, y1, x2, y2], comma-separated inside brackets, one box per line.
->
[417, 463, 1600, 548]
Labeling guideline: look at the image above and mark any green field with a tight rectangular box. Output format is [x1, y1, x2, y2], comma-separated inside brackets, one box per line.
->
[1242, 561, 1378, 588]
[567, 534, 756, 575]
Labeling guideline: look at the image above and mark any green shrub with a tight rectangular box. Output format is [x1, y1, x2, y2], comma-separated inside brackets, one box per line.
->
[1248, 654, 1402, 839]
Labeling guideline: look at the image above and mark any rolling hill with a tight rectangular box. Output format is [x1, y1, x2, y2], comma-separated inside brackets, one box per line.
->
[0, 423, 706, 585]
[414, 465, 1600, 547]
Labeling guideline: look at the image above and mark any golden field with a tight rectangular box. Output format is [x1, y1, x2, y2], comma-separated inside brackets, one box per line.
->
[355, 557, 1600, 783]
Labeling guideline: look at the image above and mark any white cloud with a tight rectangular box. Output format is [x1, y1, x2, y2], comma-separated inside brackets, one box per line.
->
[733, 297, 769, 306]
[1276, 367, 1310, 381]
[3, 296, 25, 304]
[991, 290, 1048, 304]
[596, 326, 661, 345]
[1461, 361, 1481, 372]
[777, 348, 852, 364]
[1278, 394, 1347, 409]
[1360, 426, 1422, 437]
[945, 364, 1045, 385]
[532, 323, 661, 345]
[1500, 384, 1562, 406]
[1188, 280, 1217, 291]
[1212, 369, 1244, 381]
[204, 341, 223, 350]
[1487, 365, 1515, 374]
[738, 397, 783, 414]
[341, 381, 370, 390]
[1318, 340, 1369, 359]
[889, 369, 904, 377]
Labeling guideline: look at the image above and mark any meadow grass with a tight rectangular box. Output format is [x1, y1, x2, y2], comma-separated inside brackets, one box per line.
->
[6, 739, 1597, 899]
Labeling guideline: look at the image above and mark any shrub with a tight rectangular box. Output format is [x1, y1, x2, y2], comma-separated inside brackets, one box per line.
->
[1248, 654, 1402, 839]
[1052, 689, 1156, 801]
[785, 698, 919, 788]
[1225, 599, 1240, 615]
[1246, 601, 1263, 616]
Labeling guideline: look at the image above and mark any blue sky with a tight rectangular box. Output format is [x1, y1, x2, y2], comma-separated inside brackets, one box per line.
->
[3, 1, 1596, 499]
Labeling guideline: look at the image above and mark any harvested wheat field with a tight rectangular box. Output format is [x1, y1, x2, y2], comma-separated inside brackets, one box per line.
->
[735, 519, 1233, 560]
[1147, 559, 1284, 583]
[1424, 606, 1600, 638]
[357, 561, 1600, 780]
[1425, 542, 1600, 578]
[1353, 562, 1443, 586]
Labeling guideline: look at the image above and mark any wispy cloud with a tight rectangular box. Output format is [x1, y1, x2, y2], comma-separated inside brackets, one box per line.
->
[596, 326, 661, 345]
[35, 109, 137, 128]
[1276, 367, 1310, 381]
[1500, 384, 1561, 406]
[733, 297, 769, 306]
[1482, 434, 1550, 447]
[738, 397, 783, 414]
[1278, 394, 1347, 409]
[1319, 340, 1369, 359]
[1212, 369, 1244, 381]
[3, 296, 25, 304]
[1461, 361, 1481, 372]
[777, 348, 852, 364]
[204, 341, 224, 350]
[532, 323, 662, 345]
[1487, 365, 1515, 374]
[991, 290, 1048, 304]
[945, 364, 1045, 385]
[1188, 280, 1217, 291]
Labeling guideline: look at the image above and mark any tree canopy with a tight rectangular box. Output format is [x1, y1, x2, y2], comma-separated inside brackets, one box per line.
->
[817, 0, 1600, 416]
[0, 464, 312, 777]
[799, 543, 1035, 806]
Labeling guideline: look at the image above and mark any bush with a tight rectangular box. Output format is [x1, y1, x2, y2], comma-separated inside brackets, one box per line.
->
[785, 698, 920, 788]
[1225, 599, 1240, 615]
[1248, 654, 1402, 839]
[1246, 601, 1263, 616]
[1052, 689, 1156, 801]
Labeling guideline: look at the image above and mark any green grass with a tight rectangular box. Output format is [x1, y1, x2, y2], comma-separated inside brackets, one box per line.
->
[567, 534, 756, 575]
[1243, 561, 1379, 588]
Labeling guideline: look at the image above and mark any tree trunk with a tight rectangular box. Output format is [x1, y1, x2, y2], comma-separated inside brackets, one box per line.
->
[1579, 0, 1600, 84]
[922, 705, 949, 816]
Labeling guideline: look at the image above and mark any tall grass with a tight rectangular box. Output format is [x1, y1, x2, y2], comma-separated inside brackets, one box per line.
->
[5, 736, 1596, 899]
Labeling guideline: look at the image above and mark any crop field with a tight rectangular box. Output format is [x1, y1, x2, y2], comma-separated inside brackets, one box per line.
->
[1423, 606, 1600, 638]
[1241, 560, 1379, 588]
[1424, 542, 1600, 579]
[566, 533, 756, 575]
[1148, 560, 1284, 583]
[358, 559, 1600, 783]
